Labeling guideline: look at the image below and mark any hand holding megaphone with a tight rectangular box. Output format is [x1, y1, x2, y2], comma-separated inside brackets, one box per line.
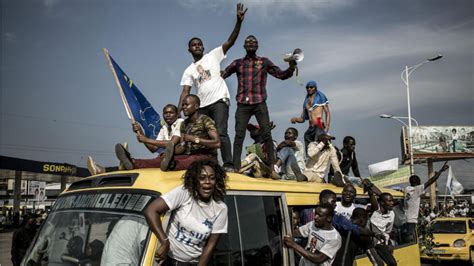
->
[283, 48, 304, 62]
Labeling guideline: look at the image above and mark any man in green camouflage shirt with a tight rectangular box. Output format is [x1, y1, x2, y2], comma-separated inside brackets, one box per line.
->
[116, 94, 220, 171]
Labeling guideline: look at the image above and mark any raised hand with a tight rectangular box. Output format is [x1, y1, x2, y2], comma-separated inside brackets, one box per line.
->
[236, 3, 248, 22]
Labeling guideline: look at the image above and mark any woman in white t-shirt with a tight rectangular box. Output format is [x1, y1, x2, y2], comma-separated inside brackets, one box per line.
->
[144, 159, 228, 265]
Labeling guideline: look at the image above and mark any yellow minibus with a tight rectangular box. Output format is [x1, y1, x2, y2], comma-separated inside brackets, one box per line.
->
[23, 169, 421, 265]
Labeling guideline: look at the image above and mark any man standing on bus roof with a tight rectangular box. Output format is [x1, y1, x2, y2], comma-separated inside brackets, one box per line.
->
[291, 80, 331, 153]
[178, 3, 247, 172]
[222, 35, 297, 179]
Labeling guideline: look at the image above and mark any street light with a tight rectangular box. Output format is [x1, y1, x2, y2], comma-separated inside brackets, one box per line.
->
[379, 114, 419, 127]
[401, 54, 443, 175]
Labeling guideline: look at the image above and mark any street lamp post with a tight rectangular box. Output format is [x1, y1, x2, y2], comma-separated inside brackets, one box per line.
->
[379, 114, 419, 175]
[400, 54, 442, 175]
[379, 114, 419, 127]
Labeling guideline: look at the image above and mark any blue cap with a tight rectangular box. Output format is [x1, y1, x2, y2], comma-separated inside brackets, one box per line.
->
[306, 80, 317, 88]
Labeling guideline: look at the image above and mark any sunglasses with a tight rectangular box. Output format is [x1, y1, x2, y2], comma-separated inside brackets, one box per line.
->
[306, 86, 316, 89]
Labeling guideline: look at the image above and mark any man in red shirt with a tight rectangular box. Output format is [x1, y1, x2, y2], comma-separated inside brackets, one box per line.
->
[222, 35, 296, 178]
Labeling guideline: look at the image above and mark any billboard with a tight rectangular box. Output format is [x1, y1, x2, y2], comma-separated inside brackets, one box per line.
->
[401, 126, 474, 162]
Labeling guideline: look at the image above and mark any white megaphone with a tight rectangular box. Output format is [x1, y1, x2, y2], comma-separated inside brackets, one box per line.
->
[283, 48, 304, 62]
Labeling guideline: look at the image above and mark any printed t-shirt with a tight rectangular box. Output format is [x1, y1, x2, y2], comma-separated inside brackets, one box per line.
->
[180, 46, 230, 107]
[162, 185, 228, 263]
[335, 202, 366, 220]
[298, 221, 342, 266]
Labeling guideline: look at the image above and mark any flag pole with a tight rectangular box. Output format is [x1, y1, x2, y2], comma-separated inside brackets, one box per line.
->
[102, 48, 135, 123]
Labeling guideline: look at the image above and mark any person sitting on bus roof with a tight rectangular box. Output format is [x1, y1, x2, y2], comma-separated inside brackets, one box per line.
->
[239, 121, 280, 179]
[274, 127, 306, 181]
[87, 104, 183, 175]
[115, 94, 220, 171]
[303, 133, 343, 183]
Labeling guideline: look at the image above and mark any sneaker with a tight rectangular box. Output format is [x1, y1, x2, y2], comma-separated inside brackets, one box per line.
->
[295, 173, 308, 182]
[273, 164, 282, 174]
[331, 171, 347, 187]
[160, 142, 175, 171]
[115, 143, 134, 170]
[118, 142, 129, 170]
[270, 171, 281, 180]
[223, 166, 236, 173]
[87, 156, 98, 175]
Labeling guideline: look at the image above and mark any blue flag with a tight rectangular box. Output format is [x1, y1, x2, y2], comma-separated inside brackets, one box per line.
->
[105, 51, 161, 140]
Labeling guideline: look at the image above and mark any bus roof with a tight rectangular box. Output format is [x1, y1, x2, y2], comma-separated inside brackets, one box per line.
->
[63, 168, 404, 202]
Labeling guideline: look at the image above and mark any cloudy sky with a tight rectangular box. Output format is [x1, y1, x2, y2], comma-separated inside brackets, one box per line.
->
[1, 0, 473, 188]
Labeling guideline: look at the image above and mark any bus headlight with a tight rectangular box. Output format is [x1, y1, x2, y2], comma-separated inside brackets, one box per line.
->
[453, 239, 466, 247]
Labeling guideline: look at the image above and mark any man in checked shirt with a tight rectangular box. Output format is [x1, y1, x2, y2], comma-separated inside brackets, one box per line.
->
[222, 35, 297, 179]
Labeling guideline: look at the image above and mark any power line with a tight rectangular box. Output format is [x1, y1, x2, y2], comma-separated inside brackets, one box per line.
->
[0, 144, 150, 157]
[1, 113, 130, 130]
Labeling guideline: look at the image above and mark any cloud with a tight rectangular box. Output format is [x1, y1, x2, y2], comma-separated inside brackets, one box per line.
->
[4, 32, 17, 43]
[43, 0, 60, 8]
[177, 0, 354, 21]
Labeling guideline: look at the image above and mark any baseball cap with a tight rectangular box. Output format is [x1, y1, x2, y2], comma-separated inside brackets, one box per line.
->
[306, 80, 317, 88]
[319, 132, 336, 141]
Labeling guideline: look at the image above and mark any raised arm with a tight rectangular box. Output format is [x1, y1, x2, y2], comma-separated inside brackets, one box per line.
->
[222, 3, 247, 55]
[266, 58, 296, 80]
[424, 162, 449, 189]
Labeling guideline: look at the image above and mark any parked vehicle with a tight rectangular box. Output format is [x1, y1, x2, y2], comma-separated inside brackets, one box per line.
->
[421, 217, 474, 263]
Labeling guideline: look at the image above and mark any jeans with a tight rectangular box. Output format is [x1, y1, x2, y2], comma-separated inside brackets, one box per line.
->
[233, 102, 274, 170]
[277, 147, 302, 178]
[374, 244, 397, 266]
[303, 126, 325, 154]
[133, 154, 216, 170]
[199, 99, 233, 168]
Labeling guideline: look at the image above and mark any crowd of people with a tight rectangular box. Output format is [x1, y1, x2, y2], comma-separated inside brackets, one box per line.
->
[7, 3, 462, 266]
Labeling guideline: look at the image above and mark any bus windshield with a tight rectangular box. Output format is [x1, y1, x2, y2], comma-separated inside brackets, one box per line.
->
[24, 191, 156, 265]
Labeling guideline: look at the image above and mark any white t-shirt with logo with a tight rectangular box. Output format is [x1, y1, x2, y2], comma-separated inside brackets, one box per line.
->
[370, 210, 395, 245]
[298, 221, 342, 266]
[157, 118, 184, 141]
[335, 201, 366, 220]
[162, 185, 228, 263]
[403, 184, 425, 223]
[180, 46, 230, 108]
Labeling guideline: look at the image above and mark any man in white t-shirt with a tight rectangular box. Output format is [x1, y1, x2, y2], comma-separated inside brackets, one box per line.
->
[369, 193, 397, 266]
[100, 216, 149, 266]
[178, 3, 247, 172]
[283, 204, 342, 266]
[403, 163, 448, 242]
[335, 183, 367, 220]
[87, 104, 183, 175]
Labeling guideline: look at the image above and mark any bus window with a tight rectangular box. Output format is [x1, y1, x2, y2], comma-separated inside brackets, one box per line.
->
[210, 195, 286, 266]
[23, 191, 155, 266]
